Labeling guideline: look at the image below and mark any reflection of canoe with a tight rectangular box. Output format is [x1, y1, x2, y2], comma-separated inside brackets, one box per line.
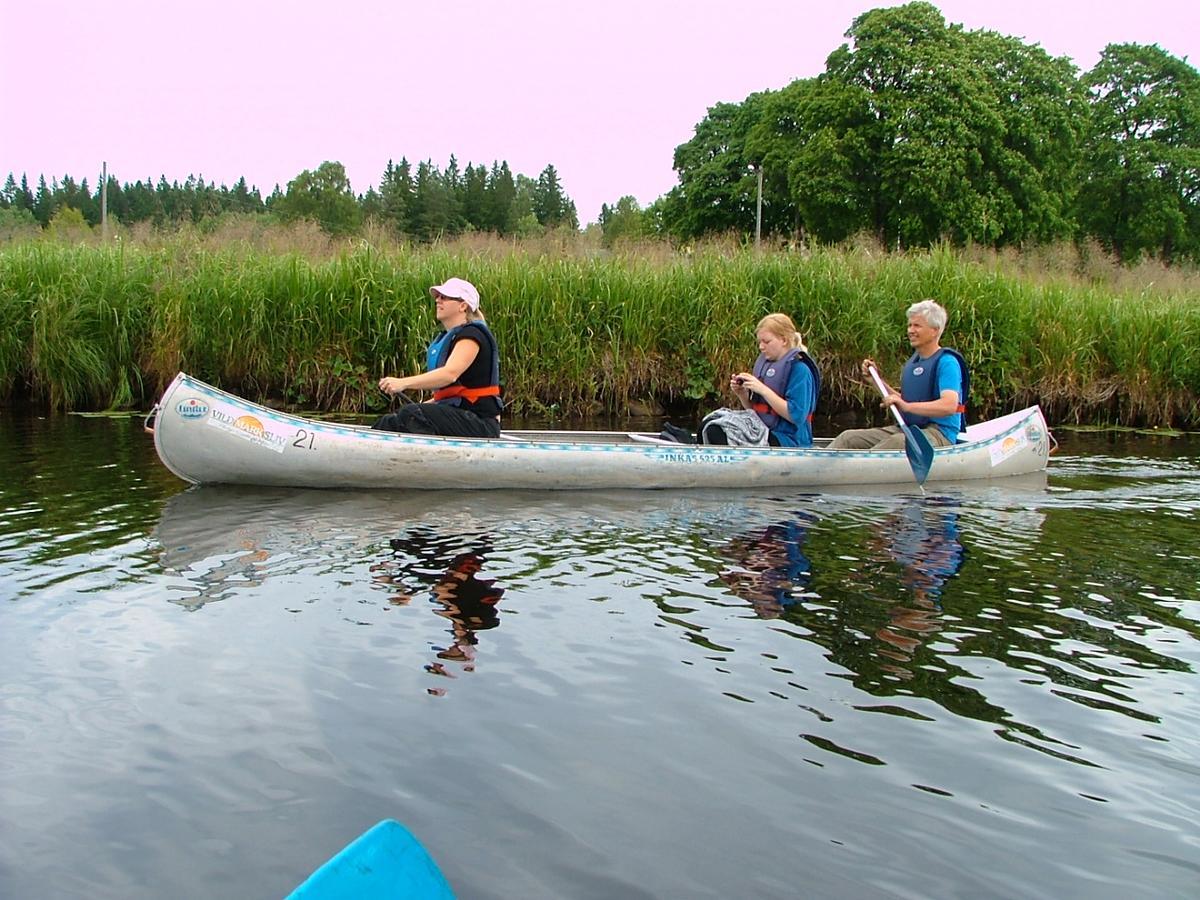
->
[149, 372, 1051, 490]
[287, 819, 454, 899]
[153, 482, 1047, 609]
[155, 479, 1050, 567]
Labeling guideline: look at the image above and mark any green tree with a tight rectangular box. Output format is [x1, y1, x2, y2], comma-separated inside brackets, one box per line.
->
[230, 176, 262, 214]
[18, 175, 34, 213]
[0, 205, 39, 240]
[966, 29, 1088, 244]
[825, 2, 1015, 246]
[360, 187, 383, 221]
[410, 160, 452, 240]
[461, 163, 489, 231]
[34, 176, 53, 226]
[378, 158, 414, 234]
[276, 161, 362, 236]
[666, 97, 767, 239]
[746, 77, 873, 242]
[485, 162, 516, 234]
[442, 155, 465, 233]
[674, 2, 1087, 248]
[599, 195, 649, 246]
[1078, 43, 1200, 262]
[533, 164, 578, 228]
[46, 204, 91, 240]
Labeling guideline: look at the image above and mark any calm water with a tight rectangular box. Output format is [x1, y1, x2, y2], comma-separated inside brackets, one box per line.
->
[1, 414, 1198, 899]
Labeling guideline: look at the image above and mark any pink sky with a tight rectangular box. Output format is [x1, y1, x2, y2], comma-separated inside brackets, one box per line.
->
[2, 1, 1197, 224]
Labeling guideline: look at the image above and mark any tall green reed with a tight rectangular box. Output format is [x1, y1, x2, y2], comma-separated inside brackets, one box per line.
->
[0, 237, 1196, 427]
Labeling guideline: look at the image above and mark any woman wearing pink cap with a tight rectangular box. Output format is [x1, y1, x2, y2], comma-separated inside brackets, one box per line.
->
[374, 277, 503, 437]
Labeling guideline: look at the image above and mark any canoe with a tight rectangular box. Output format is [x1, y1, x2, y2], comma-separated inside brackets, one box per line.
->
[147, 372, 1051, 490]
[287, 819, 454, 899]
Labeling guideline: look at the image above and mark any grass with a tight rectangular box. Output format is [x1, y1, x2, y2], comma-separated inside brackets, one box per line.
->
[1, 224, 1198, 427]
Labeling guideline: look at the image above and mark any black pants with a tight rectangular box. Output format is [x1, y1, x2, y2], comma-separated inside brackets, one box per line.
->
[373, 403, 501, 438]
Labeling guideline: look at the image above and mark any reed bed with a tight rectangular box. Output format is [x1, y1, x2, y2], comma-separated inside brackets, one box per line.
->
[1, 235, 1197, 427]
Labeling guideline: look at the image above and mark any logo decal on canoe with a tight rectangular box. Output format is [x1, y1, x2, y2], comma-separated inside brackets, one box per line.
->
[206, 406, 287, 453]
[177, 398, 209, 419]
[988, 430, 1028, 466]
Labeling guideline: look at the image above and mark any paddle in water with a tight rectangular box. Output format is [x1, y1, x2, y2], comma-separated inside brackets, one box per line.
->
[867, 365, 934, 487]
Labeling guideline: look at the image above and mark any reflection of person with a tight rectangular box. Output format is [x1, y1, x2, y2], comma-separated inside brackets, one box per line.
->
[872, 502, 964, 675]
[887, 502, 964, 604]
[660, 313, 819, 447]
[374, 277, 502, 438]
[370, 532, 505, 692]
[424, 552, 504, 680]
[718, 517, 815, 618]
[829, 299, 968, 450]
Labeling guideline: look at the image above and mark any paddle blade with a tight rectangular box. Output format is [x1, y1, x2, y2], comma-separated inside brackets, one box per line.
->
[902, 424, 935, 485]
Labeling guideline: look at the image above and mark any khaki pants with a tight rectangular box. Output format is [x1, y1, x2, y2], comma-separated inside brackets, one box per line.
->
[828, 424, 951, 451]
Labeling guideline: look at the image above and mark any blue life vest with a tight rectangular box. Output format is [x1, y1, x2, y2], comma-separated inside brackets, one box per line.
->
[750, 349, 821, 430]
[899, 347, 968, 433]
[426, 321, 501, 409]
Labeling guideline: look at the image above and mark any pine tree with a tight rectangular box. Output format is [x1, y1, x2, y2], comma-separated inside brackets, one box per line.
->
[533, 164, 577, 228]
[485, 162, 516, 234]
[379, 158, 414, 234]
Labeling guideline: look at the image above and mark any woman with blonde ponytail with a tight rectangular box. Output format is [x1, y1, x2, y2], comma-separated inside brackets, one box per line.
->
[660, 313, 820, 447]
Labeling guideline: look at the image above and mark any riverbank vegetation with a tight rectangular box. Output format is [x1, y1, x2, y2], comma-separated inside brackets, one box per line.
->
[1, 227, 1197, 427]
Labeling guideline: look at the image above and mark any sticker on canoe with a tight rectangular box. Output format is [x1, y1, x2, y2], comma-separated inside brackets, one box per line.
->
[176, 398, 210, 419]
[989, 430, 1028, 466]
[207, 406, 287, 453]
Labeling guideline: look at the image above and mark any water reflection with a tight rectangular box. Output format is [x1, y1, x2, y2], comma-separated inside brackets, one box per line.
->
[147, 474, 1200, 764]
[870, 500, 964, 678]
[716, 513, 818, 618]
[9, 417, 1200, 899]
[371, 529, 506, 694]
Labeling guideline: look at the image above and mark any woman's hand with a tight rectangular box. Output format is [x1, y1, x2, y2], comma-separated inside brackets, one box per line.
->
[379, 376, 409, 396]
[732, 373, 759, 395]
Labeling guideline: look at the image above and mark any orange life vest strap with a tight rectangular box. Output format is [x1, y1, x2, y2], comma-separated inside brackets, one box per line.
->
[433, 384, 502, 402]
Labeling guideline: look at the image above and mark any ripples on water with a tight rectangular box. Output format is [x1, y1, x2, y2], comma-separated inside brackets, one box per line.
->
[1, 416, 1198, 899]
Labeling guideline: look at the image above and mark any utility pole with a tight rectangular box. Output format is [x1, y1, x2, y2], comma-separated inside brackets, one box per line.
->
[101, 161, 108, 240]
[755, 165, 763, 249]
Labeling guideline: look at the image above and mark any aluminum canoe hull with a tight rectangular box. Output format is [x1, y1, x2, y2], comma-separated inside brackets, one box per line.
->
[151, 373, 1051, 490]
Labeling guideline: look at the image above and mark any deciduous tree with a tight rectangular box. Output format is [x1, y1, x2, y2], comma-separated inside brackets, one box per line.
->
[1079, 43, 1200, 262]
[276, 161, 362, 236]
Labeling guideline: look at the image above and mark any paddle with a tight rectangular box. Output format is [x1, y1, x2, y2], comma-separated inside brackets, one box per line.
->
[867, 364, 934, 486]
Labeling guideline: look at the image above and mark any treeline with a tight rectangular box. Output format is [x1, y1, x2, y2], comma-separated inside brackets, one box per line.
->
[0, 158, 578, 241]
[4, 2, 1198, 261]
[613, 2, 1200, 263]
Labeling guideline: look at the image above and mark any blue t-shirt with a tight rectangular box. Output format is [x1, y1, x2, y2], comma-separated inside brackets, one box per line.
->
[929, 353, 964, 443]
[771, 361, 816, 448]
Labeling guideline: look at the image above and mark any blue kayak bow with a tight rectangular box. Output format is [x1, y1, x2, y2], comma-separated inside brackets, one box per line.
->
[288, 819, 455, 899]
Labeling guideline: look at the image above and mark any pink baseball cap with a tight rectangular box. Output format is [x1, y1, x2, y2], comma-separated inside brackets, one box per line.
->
[429, 277, 480, 311]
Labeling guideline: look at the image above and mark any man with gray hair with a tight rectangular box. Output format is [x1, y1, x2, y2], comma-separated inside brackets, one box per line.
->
[829, 299, 968, 450]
